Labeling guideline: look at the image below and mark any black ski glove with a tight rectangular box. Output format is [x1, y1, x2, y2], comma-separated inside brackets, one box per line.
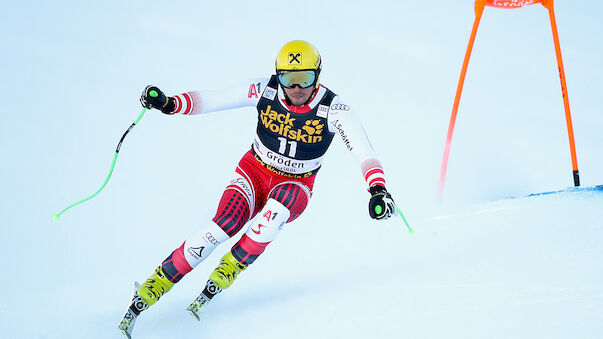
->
[140, 85, 175, 114]
[368, 185, 395, 220]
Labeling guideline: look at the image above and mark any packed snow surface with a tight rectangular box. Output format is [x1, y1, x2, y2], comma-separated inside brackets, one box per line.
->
[2, 1, 602, 338]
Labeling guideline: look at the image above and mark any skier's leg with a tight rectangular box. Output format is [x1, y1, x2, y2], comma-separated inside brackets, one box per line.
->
[208, 181, 311, 290]
[137, 224, 232, 307]
[160, 184, 252, 283]
[159, 221, 230, 282]
[137, 172, 255, 307]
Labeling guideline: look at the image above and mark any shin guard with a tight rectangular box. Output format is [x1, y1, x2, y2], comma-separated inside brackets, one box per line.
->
[231, 199, 290, 265]
[161, 222, 230, 283]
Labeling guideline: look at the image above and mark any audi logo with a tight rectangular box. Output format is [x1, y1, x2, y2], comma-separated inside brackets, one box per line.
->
[205, 232, 219, 245]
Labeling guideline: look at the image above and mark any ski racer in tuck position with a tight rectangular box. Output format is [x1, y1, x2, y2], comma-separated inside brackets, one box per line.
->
[118, 40, 397, 337]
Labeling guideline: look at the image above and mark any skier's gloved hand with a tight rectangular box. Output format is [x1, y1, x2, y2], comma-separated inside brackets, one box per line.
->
[140, 85, 175, 114]
[368, 185, 395, 220]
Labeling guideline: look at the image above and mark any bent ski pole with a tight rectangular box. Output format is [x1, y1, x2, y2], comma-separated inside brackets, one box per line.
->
[52, 106, 149, 221]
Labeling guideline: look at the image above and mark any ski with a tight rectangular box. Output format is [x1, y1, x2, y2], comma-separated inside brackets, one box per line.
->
[186, 280, 222, 321]
[118, 282, 148, 339]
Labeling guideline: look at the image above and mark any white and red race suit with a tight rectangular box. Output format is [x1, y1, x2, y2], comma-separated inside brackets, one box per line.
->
[159, 76, 389, 282]
[172, 75, 387, 187]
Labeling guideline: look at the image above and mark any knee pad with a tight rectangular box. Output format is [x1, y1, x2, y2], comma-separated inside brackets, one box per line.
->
[268, 182, 311, 222]
[232, 199, 291, 265]
[245, 198, 290, 243]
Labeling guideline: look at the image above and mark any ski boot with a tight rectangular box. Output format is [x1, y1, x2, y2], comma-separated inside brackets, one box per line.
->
[186, 252, 247, 320]
[210, 252, 248, 289]
[137, 266, 175, 306]
[118, 266, 175, 338]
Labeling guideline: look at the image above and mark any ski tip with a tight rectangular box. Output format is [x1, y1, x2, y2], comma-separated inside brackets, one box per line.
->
[51, 213, 60, 221]
[120, 329, 132, 339]
[186, 308, 201, 322]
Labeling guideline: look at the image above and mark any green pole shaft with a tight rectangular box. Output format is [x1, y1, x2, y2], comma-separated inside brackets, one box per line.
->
[52, 108, 147, 220]
[396, 205, 414, 234]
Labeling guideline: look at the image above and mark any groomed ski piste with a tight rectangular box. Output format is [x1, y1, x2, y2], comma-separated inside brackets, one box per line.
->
[2, 1, 603, 338]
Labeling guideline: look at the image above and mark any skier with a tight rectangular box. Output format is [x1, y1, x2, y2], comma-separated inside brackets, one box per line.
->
[119, 40, 396, 337]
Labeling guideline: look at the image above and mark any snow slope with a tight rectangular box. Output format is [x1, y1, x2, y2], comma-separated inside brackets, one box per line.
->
[1, 1, 602, 338]
[5, 186, 603, 339]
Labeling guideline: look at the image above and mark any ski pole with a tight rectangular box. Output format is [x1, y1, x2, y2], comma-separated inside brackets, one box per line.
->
[395, 205, 414, 234]
[52, 105, 150, 221]
[375, 204, 414, 234]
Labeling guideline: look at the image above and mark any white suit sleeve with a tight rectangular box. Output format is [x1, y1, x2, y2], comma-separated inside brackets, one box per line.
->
[170, 78, 269, 115]
[328, 96, 387, 189]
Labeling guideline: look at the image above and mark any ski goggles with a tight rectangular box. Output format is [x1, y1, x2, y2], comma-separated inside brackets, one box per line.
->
[277, 70, 318, 89]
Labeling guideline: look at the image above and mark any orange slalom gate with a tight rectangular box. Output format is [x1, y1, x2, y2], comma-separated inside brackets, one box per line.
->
[438, 0, 580, 196]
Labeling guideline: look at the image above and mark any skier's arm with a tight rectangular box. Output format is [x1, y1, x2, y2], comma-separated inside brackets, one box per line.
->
[140, 78, 269, 115]
[327, 96, 395, 220]
[328, 97, 387, 190]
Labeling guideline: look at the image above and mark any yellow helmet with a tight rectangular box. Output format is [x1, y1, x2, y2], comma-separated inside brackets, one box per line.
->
[275, 40, 322, 72]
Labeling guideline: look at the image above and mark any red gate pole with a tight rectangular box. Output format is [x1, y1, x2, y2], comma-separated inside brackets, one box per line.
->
[542, 0, 580, 186]
[438, 0, 487, 196]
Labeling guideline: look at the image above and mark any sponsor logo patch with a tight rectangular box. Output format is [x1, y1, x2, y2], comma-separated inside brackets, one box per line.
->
[317, 104, 329, 118]
[490, 0, 535, 8]
[248, 82, 260, 98]
[231, 177, 253, 200]
[331, 119, 353, 151]
[266, 151, 305, 169]
[289, 52, 302, 64]
[188, 246, 205, 259]
[263, 87, 277, 100]
[251, 224, 267, 235]
[204, 232, 219, 245]
[260, 105, 324, 144]
[330, 103, 350, 111]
